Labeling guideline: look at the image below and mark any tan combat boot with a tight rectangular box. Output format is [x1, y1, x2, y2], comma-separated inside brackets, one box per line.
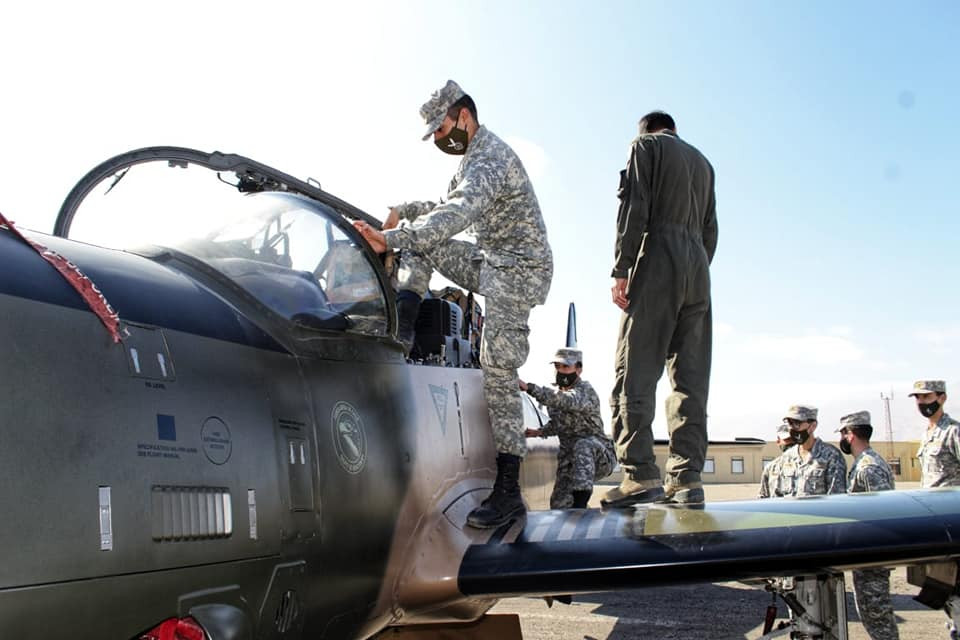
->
[600, 477, 664, 508]
[662, 476, 705, 504]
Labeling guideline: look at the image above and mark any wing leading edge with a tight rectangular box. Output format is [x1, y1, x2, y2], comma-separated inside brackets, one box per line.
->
[458, 488, 960, 597]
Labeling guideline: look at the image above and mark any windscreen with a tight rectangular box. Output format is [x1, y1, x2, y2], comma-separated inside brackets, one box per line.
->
[66, 161, 388, 335]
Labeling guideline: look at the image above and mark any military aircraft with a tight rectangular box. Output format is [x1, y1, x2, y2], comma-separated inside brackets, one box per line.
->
[2, 147, 959, 640]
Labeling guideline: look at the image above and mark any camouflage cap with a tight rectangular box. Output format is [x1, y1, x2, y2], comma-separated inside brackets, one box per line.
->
[784, 405, 818, 422]
[837, 410, 871, 431]
[420, 79, 466, 141]
[909, 380, 946, 396]
[550, 348, 582, 366]
[776, 423, 792, 438]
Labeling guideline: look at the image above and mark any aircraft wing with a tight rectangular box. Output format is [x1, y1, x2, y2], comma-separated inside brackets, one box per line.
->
[458, 488, 960, 598]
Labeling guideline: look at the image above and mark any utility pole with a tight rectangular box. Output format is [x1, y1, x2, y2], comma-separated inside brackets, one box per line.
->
[880, 391, 895, 460]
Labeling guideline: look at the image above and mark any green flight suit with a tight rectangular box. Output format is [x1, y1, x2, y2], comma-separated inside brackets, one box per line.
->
[610, 131, 718, 484]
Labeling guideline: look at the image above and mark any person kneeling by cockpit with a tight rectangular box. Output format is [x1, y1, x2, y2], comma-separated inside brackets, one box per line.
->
[521, 348, 617, 509]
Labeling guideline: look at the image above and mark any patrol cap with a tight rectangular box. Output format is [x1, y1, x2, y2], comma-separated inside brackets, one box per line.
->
[550, 348, 582, 366]
[776, 423, 792, 439]
[837, 410, 871, 432]
[420, 80, 466, 141]
[909, 380, 946, 396]
[784, 405, 818, 422]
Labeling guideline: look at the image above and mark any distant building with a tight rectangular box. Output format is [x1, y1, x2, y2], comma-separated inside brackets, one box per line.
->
[650, 438, 922, 484]
[520, 437, 922, 508]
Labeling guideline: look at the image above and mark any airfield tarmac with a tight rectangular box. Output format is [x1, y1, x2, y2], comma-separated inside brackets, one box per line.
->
[492, 482, 948, 639]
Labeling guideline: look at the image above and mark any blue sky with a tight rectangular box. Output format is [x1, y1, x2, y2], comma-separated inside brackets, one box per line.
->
[1, 0, 957, 442]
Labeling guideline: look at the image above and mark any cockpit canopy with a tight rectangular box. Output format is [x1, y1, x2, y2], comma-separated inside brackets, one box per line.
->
[61, 157, 388, 336]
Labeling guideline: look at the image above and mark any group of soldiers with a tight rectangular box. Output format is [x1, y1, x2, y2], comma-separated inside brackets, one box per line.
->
[350, 78, 959, 640]
[354, 79, 717, 527]
[757, 379, 959, 640]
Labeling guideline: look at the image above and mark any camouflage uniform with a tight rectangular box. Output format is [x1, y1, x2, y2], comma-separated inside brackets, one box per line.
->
[909, 381, 960, 639]
[778, 438, 847, 497]
[758, 455, 786, 498]
[610, 128, 718, 486]
[843, 410, 899, 640]
[384, 81, 553, 458]
[526, 368, 616, 510]
[759, 423, 793, 498]
[917, 414, 960, 488]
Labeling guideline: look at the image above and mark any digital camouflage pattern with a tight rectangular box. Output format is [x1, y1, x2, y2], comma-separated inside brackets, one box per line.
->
[384, 124, 553, 458]
[848, 449, 899, 640]
[610, 130, 717, 486]
[527, 378, 616, 509]
[839, 410, 872, 429]
[784, 405, 819, 422]
[758, 448, 794, 498]
[917, 413, 960, 488]
[419, 79, 465, 140]
[848, 447, 895, 493]
[852, 568, 899, 640]
[386, 125, 553, 306]
[777, 438, 847, 497]
[909, 379, 947, 396]
[551, 348, 582, 366]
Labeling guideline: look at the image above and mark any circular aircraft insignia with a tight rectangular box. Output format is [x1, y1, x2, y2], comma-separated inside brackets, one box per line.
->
[331, 401, 366, 475]
[201, 416, 232, 465]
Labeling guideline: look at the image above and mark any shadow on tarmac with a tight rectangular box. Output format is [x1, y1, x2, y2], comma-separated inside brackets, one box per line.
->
[572, 583, 774, 640]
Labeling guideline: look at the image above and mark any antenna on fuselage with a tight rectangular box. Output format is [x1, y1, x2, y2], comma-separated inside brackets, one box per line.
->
[566, 302, 577, 349]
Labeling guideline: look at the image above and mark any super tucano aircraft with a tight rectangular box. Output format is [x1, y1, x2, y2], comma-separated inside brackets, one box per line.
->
[2, 147, 960, 640]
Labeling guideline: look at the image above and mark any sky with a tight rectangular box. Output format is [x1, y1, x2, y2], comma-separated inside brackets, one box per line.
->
[1, 0, 958, 443]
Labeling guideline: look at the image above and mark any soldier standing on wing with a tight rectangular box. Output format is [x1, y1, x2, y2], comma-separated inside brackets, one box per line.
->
[354, 80, 553, 529]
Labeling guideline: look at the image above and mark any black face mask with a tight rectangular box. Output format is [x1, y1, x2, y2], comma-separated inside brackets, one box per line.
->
[556, 371, 578, 388]
[434, 121, 469, 155]
[839, 438, 852, 455]
[919, 400, 941, 418]
[789, 429, 810, 445]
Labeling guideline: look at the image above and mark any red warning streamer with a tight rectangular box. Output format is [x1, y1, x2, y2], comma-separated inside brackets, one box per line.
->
[0, 211, 124, 343]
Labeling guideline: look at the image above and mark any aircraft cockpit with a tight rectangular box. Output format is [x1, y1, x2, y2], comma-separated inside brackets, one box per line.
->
[53, 148, 391, 339]
[181, 195, 389, 336]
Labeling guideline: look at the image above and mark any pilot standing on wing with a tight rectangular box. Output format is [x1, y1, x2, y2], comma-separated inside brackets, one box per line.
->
[354, 80, 553, 529]
[839, 411, 899, 640]
[602, 111, 718, 508]
[777, 405, 847, 496]
[757, 423, 796, 498]
[520, 348, 616, 509]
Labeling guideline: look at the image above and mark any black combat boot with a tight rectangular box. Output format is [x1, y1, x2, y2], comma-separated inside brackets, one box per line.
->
[466, 453, 526, 529]
[395, 290, 421, 356]
[571, 490, 592, 509]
